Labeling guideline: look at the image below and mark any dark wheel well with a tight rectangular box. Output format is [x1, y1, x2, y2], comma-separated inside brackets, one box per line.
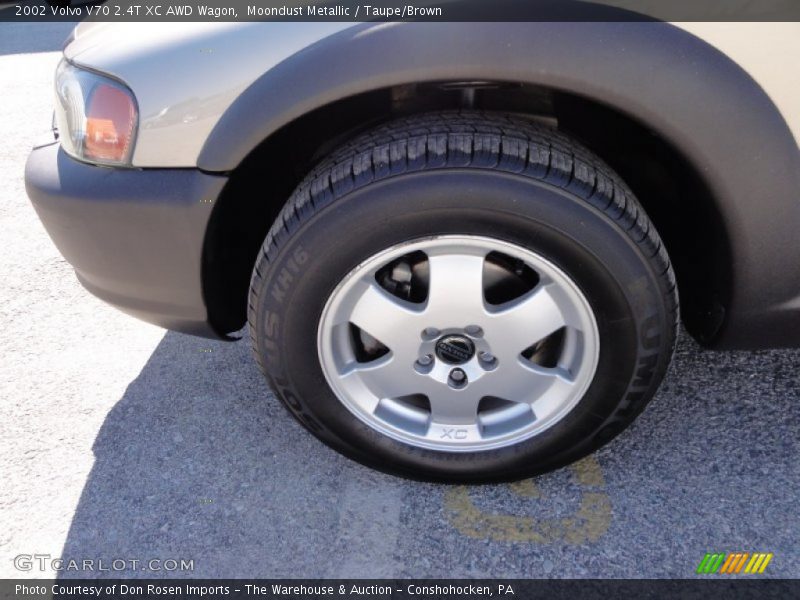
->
[202, 82, 731, 342]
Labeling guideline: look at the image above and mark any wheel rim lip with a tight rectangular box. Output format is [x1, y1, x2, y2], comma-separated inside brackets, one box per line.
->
[317, 235, 600, 452]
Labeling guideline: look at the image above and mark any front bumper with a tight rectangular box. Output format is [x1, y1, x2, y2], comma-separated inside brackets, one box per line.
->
[25, 142, 228, 338]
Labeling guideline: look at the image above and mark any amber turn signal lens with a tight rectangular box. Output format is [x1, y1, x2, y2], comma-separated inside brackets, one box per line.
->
[55, 60, 138, 165]
[84, 84, 136, 163]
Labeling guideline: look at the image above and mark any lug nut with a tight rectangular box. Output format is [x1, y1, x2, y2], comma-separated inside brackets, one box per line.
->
[465, 325, 483, 337]
[449, 368, 467, 386]
[422, 327, 441, 340]
[417, 354, 433, 366]
[414, 353, 435, 374]
[479, 351, 496, 363]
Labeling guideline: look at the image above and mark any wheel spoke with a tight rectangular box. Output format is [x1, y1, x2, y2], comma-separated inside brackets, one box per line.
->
[342, 355, 416, 401]
[477, 357, 574, 408]
[426, 385, 482, 425]
[424, 253, 487, 325]
[348, 280, 422, 355]
[485, 283, 568, 362]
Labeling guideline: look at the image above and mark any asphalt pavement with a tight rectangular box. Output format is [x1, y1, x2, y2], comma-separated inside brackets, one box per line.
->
[0, 22, 798, 579]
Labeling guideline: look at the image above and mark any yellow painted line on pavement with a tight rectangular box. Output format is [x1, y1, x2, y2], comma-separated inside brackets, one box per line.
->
[507, 479, 541, 498]
[444, 456, 611, 543]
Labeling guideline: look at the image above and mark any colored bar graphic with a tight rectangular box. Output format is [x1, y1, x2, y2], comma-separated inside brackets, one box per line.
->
[719, 553, 737, 574]
[733, 553, 749, 573]
[744, 554, 759, 573]
[759, 553, 773, 573]
[700, 552, 773, 575]
[710, 554, 725, 573]
[696, 554, 713, 574]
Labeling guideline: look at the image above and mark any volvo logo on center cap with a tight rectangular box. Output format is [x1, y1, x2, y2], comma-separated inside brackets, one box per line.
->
[435, 335, 476, 365]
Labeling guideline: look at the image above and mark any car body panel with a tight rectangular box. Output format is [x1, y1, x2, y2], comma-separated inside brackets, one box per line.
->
[193, 21, 800, 348]
[25, 142, 227, 337]
[65, 22, 800, 169]
[31, 21, 800, 348]
[676, 22, 800, 144]
[67, 22, 352, 167]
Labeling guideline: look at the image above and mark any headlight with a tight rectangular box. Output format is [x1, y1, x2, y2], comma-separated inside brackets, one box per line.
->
[54, 60, 138, 166]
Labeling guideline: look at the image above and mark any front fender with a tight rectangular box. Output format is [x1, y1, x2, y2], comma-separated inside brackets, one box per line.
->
[200, 22, 800, 349]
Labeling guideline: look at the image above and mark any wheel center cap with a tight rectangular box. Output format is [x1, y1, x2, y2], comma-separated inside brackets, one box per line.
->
[435, 334, 476, 365]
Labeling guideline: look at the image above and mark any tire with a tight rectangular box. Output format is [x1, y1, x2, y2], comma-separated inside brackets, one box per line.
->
[249, 111, 678, 482]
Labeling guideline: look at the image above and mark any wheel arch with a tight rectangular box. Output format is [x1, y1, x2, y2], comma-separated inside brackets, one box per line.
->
[201, 22, 800, 349]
